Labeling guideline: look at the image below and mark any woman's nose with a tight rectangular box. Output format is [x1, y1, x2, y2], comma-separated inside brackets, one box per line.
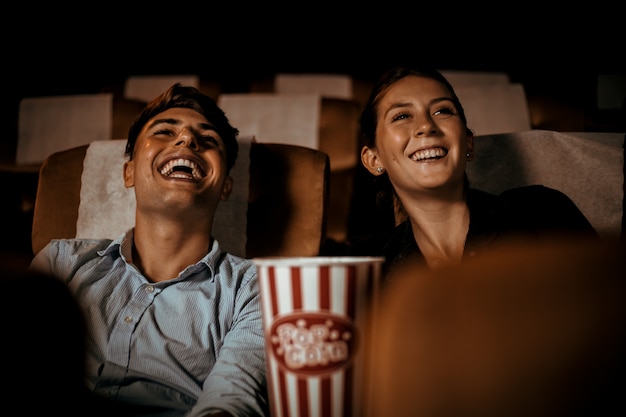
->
[175, 128, 198, 148]
[414, 115, 438, 136]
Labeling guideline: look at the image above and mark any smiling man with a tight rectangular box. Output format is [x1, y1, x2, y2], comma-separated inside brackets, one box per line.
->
[30, 84, 268, 417]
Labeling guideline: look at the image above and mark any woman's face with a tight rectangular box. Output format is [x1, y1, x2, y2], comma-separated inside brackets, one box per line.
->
[362, 75, 473, 197]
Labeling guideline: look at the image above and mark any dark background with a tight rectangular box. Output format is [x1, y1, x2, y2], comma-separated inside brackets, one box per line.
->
[7, 6, 625, 129]
[7, 9, 625, 147]
[7, 6, 626, 96]
[2, 6, 625, 267]
[6, 9, 625, 167]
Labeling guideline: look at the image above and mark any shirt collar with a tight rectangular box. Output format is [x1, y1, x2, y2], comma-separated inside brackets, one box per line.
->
[97, 229, 227, 281]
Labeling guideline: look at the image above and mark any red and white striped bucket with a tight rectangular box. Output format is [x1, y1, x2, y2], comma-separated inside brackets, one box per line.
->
[254, 256, 384, 417]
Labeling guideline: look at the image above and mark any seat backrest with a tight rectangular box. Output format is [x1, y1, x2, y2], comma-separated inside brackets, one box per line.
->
[217, 93, 321, 150]
[274, 73, 353, 100]
[17, 93, 114, 166]
[32, 141, 330, 258]
[11, 93, 148, 172]
[123, 75, 221, 102]
[440, 69, 511, 87]
[466, 130, 625, 240]
[217, 93, 360, 245]
[454, 83, 532, 135]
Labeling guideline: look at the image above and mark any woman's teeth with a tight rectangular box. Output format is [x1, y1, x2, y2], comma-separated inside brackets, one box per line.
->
[411, 148, 447, 161]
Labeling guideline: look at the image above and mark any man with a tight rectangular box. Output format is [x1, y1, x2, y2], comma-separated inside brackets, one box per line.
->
[30, 84, 267, 417]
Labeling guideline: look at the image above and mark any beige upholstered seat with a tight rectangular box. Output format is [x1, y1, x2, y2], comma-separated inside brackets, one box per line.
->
[123, 74, 221, 102]
[32, 141, 330, 258]
[217, 93, 361, 245]
[466, 130, 625, 240]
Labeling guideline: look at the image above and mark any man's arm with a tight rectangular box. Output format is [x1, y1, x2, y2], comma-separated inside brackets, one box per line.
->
[189, 267, 269, 417]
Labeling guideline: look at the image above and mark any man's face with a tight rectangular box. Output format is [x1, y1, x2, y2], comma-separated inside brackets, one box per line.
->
[123, 107, 232, 215]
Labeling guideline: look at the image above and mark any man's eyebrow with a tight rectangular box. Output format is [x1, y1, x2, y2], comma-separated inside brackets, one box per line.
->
[147, 118, 179, 129]
[147, 118, 217, 131]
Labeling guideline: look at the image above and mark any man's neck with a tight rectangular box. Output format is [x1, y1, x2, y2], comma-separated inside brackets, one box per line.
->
[131, 217, 213, 282]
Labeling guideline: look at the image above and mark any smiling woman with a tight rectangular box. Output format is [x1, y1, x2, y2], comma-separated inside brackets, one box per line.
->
[348, 66, 599, 274]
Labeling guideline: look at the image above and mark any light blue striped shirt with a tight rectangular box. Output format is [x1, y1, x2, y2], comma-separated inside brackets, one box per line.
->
[30, 229, 268, 417]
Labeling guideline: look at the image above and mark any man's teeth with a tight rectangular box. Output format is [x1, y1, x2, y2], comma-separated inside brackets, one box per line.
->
[160, 159, 203, 179]
[411, 148, 447, 161]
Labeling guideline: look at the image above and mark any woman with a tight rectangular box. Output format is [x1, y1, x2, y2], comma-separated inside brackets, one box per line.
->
[350, 67, 598, 273]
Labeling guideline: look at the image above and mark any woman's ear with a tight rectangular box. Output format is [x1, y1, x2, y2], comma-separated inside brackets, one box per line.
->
[361, 146, 383, 175]
[220, 176, 233, 201]
[466, 134, 475, 161]
[123, 160, 135, 188]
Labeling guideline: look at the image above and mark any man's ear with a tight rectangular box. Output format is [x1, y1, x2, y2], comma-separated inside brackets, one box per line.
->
[220, 175, 233, 201]
[361, 146, 382, 175]
[123, 160, 135, 188]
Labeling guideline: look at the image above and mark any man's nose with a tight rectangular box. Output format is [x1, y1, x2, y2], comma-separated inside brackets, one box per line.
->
[175, 128, 198, 148]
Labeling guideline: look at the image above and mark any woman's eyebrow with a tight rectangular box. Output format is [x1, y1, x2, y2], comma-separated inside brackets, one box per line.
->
[383, 101, 412, 117]
[431, 96, 455, 105]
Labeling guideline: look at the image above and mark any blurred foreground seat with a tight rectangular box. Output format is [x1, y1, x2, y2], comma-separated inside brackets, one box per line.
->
[367, 237, 626, 417]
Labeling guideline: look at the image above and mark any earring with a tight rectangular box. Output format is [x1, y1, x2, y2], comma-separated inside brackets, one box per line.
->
[376, 167, 384, 173]
[466, 153, 470, 158]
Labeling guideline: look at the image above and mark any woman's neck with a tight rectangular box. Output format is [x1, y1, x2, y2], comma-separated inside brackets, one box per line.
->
[406, 197, 470, 269]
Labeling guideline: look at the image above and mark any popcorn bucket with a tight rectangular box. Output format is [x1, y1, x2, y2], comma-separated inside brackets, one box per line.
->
[253, 256, 384, 417]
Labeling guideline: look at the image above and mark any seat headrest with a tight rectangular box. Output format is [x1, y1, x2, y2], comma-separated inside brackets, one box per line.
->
[76, 137, 252, 257]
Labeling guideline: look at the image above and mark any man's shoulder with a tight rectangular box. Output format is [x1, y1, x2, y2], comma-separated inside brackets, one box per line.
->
[30, 238, 117, 279]
[48, 237, 115, 253]
[216, 251, 257, 280]
[36, 238, 117, 268]
[222, 251, 255, 268]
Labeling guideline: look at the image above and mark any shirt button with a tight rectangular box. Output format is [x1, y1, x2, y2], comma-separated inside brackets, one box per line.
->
[468, 251, 476, 257]
[124, 316, 133, 323]
[146, 286, 155, 293]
